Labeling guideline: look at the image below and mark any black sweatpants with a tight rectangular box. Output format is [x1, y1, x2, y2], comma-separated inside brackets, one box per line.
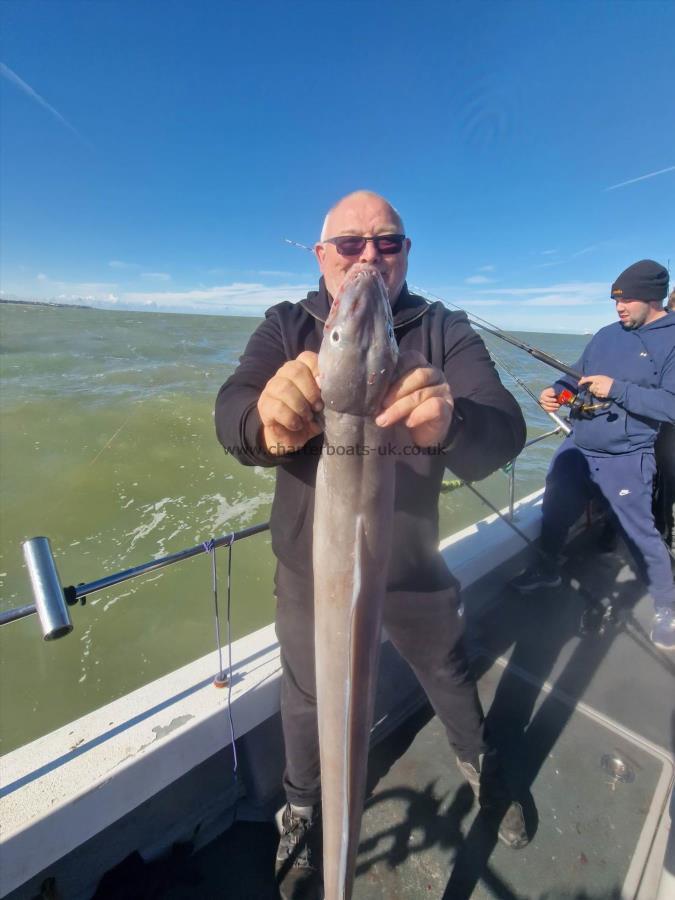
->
[274, 563, 486, 807]
[541, 439, 675, 609]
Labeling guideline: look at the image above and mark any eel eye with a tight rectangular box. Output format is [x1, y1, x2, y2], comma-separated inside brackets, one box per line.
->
[331, 329, 340, 343]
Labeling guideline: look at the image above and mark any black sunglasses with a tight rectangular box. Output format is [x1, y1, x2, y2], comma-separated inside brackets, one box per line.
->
[323, 234, 406, 257]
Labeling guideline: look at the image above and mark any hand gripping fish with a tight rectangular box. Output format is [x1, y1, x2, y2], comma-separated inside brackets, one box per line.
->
[313, 264, 399, 900]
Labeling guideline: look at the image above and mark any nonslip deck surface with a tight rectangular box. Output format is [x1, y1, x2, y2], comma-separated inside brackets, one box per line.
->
[111, 531, 675, 899]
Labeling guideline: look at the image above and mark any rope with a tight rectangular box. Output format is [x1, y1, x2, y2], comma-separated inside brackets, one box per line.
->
[203, 535, 238, 774]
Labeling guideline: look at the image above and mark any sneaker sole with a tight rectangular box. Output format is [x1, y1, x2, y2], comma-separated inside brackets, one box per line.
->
[651, 636, 675, 651]
[498, 829, 530, 850]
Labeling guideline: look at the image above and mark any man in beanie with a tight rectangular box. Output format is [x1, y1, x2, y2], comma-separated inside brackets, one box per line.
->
[512, 260, 675, 651]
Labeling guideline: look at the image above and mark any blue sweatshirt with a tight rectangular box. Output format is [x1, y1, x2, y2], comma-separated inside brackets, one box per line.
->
[553, 311, 675, 455]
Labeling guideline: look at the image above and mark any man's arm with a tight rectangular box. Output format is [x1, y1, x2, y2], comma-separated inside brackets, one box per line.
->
[438, 313, 527, 481]
[215, 311, 321, 466]
[602, 350, 675, 424]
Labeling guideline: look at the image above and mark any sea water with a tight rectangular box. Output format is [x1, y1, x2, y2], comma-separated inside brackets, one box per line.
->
[0, 302, 588, 752]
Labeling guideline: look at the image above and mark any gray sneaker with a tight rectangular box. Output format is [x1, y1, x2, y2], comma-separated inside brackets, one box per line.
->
[275, 803, 323, 900]
[651, 607, 675, 651]
[456, 752, 529, 849]
[510, 564, 562, 593]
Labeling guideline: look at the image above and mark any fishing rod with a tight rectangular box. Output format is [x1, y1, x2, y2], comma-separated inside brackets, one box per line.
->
[284, 238, 583, 381]
[284, 238, 585, 423]
[284, 237, 583, 382]
[410, 284, 611, 421]
[410, 283, 584, 382]
[480, 341, 571, 436]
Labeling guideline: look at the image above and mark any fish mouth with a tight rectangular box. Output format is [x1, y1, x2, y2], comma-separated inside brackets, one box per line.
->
[343, 263, 383, 284]
[339, 264, 388, 300]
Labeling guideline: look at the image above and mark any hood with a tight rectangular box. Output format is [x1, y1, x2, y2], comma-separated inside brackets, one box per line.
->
[299, 277, 432, 331]
[638, 310, 675, 332]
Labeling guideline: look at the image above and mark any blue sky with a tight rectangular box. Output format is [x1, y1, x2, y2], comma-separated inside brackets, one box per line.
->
[1, 0, 673, 333]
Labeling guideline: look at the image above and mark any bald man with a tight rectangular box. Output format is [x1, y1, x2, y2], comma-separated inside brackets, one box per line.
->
[216, 191, 528, 899]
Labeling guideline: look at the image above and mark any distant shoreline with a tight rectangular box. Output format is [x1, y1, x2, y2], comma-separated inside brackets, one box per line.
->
[0, 297, 590, 335]
[0, 298, 93, 310]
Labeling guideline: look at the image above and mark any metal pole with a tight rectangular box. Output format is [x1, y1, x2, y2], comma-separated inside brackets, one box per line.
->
[23, 537, 72, 640]
[1, 522, 270, 633]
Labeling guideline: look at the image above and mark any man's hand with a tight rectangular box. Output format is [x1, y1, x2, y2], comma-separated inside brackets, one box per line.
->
[539, 387, 561, 413]
[258, 351, 324, 455]
[375, 351, 454, 448]
[578, 375, 614, 399]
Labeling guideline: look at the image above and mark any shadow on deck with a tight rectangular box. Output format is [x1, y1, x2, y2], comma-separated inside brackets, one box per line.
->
[94, 526, 675, 900]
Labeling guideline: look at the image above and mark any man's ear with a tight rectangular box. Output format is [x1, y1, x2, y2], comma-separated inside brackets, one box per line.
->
[314, 242, 325, 269]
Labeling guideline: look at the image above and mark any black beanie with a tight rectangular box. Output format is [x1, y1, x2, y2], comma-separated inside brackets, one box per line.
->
[611, 259, 669, 302]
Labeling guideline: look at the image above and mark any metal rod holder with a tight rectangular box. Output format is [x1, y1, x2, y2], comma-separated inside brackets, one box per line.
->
[23, 537, 73, 640]
[1, 523, 270, 635]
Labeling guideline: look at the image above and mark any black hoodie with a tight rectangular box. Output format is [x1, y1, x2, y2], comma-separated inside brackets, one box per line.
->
[215, 280, 526, 589]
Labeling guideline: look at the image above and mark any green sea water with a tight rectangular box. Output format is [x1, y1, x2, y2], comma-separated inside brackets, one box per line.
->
[0, 302, 589, 753]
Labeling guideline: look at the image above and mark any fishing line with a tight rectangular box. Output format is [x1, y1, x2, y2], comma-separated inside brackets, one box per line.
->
[203, 536, 238, 775]
[87, 410, 136, 467]
[479, 341, 571, 436]
[410, 284, 583, 381]
[283, 238, 581, 383]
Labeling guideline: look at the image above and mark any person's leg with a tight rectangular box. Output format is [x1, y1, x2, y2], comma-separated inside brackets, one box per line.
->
[539, 440, 594, 558]
[592, 452, 675, 609]
[384, 585, 528, 847]
[273, 565, 323, 899]
[274, 567, 321, 807]
[511, 439, 593, 591]
[591, 452, 675, 649]
[384, 585, 485, 757]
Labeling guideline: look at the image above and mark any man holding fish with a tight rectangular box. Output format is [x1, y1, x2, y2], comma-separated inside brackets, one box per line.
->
[216, 191, 529, 899]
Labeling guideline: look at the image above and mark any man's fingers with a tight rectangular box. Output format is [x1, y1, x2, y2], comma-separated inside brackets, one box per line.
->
[260, 394, 308, 432]
[264, 417, 324, 456]
[382, 364, 444, 410]
[282, 357, 323, 407]
[376, 383, 450, 427]
[268, 374, 317, 419]
[404, 395, 453, 430]
[296, 350, 320, 379]
[258, 353, 323, 433]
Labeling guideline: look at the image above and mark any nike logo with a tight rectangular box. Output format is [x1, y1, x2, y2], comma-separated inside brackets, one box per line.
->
[619, 489, 630, 496]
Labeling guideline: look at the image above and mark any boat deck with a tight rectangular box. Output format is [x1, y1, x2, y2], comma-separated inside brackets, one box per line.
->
[95, 529, 675, 899]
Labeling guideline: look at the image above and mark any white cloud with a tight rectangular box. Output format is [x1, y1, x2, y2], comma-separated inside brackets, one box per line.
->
[520, 294, 594, 307]
[36, 273, 48, 281]
[478, 265, 495, 272]
[541, 249, 558, 256]
[141, 272, 171, 281]
[109, 260, 141, 270]
[476, 281, 606, 301]
[465, 275, 494, 285]
[535, 259, 565, 269]
[256, 269, 297, 277]
[413, 281, 611, 333]
[31, 275, 120, 302]
[121, 281, 314, 314]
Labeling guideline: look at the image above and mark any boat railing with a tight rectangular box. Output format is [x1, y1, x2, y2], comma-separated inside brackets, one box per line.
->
[0, 424, 567, 639]
[505, 425, 563, 519]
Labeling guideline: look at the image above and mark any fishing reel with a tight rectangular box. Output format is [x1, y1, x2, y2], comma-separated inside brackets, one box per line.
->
[556, 388, 610, 421]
